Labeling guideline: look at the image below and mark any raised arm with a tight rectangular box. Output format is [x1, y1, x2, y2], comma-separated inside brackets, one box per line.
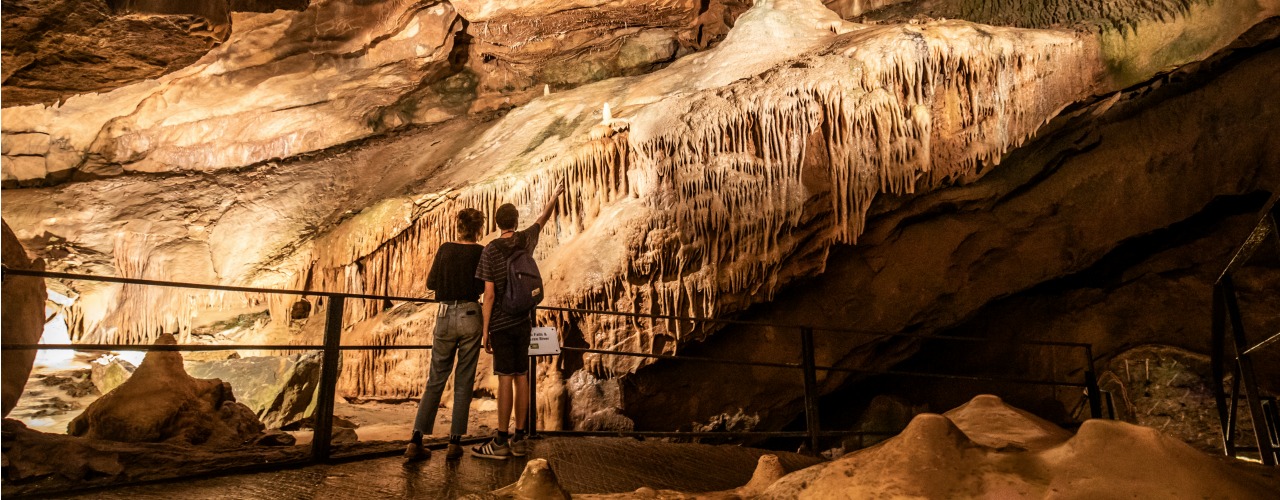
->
[534, 181, 566, 228]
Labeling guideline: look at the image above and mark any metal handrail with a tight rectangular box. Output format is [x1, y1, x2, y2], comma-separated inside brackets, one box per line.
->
[0, 267, 434, 302]
[2, 267, 1091, 348]
[1209, 192, 1279, 466]
[559, 346, 1088, 387]
[1, 343, 433, 351]
[1, 265, 1105, 467]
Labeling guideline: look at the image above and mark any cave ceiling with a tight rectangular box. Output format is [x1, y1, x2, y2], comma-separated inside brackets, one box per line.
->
[2, 0, 1277, 429]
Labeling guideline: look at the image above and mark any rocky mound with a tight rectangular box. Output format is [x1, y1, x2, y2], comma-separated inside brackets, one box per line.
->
[761, 395, 1280, 499]
[67, 334, 264, 447]
[1, 219, 46, 417]
[494, 395, 1280, 499]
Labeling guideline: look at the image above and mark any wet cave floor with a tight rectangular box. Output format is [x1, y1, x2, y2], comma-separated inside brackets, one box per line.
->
[44, 437, 821, 499]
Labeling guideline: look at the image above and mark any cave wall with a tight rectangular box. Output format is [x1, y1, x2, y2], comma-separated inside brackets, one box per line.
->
[880, 198, 1280, 428]
[2, 0, 1278, 433]
[620, 34, 1280, 431]
[0, 0, 743, 185]
[2, 219, 48, 417]
[0, 0, 220, 108]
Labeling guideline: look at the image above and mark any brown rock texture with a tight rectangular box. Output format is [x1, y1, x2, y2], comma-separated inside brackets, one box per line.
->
[2, 0, 1278, 434]
[1, 0, 320, 109]
[1, 219, 47, 417]
[619, 26, 1280, 431]
[0, 417, 307, 494]
[67, 334, 266, 447]
[0, 0, 219, 108]
[760, 395, 1280, 499]
[882, 195, 1280, 426]
[185, 352, 322, 429]
[2, 0, 465, 183]
[450, 0, 751, 112]
[0, 0, 751, 185]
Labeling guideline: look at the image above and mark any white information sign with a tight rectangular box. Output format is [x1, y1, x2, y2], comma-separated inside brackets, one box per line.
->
[529, 326, 561, 356]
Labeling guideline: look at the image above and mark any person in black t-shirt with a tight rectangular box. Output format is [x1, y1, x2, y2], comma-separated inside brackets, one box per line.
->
[405, 208, 486, 461]
[471, 181, 564, 460]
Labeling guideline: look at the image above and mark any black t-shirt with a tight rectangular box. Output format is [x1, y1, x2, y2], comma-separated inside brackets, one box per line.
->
[427, 242, 485, 301]
[476, 223, 541, 331]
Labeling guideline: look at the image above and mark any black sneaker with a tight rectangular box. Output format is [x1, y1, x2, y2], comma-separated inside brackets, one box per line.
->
[471, 438, 512, 460]
[510, 436, 529, 457]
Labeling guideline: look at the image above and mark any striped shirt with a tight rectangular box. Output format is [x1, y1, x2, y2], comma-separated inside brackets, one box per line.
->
[475, 223, 541, 332]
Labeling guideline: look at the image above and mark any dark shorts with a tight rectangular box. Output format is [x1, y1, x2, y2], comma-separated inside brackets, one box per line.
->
[490, 322, 531, 376]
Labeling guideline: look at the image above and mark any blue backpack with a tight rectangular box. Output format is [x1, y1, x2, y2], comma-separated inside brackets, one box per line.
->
[501, 244, 543, 314]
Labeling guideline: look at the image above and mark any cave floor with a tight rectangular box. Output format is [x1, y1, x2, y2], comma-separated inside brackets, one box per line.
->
[48, 437, 822, 499]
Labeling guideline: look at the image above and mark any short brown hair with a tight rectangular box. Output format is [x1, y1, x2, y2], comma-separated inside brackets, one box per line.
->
[456, 208, 485, 241]
[495, 203, 519, 230]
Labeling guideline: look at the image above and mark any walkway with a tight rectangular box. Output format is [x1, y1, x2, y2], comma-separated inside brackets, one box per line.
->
[54, 437, 822, 499]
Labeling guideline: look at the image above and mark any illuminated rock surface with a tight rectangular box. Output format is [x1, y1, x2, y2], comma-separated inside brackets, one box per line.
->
[759, 395, 1280, 499]
[479, 395, 1280, 499]
[67, 334, 265, 447]
[2, 0, 464, 180]
[185, 352, 322, 429]
[1, 220, 46, 417]
[3, 398, 1274, 497]
[1, 0, 1278, 435]
[0, 0, 222, 107]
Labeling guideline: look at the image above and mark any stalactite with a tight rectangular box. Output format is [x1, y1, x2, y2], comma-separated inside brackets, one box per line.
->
[270, 21, 1094, 394]
[73, 230, 259, 345]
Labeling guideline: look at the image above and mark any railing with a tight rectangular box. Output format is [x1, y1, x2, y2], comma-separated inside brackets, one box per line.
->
[1, 266, 1106, 473]
[1210, 192, 1280, 466]
[527, 315, 1105, 453]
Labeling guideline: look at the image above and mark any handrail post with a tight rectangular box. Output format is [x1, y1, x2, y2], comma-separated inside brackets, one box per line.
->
[1211, 282, 1234, 457]
[1083, 345, 1103, 419]
[312, 295, 345, 463]
[799, 327, 822, 456]
[1222, 275, 1277, 465]
[528, 355, 539, 438]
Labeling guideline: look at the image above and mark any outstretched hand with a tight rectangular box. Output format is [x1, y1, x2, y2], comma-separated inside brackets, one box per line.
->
[536, 180, 567, 227]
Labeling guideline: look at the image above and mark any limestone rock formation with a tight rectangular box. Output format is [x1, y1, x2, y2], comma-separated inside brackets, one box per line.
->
[2, 0, 1278, 435]
[491, 397, 1275, 499]
[2, 219, 47, 417]
[759, 395, 1279, 499]
[1, 0, 220, 108]
[941, 394, 1074, 450]
[68, 334, 266, 447]
[338, 301, 497, 400]
[857, 193, 1280, 440]
[493, 458, 571, 500]
[89, 355, 136, 394]
[2, 0, 464, 183]
[185, 351, 321, 429]
[619, 23, 1280, 431]
[449, 0, 750, 112]
[496, 453, 787, 499]
[0, 0, 750, 185]
[287, 0, 1107, 399]
[1, 417, 302, 493]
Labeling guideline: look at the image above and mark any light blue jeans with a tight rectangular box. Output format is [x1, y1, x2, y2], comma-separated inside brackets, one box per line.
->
[412, 301, 482, 436]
